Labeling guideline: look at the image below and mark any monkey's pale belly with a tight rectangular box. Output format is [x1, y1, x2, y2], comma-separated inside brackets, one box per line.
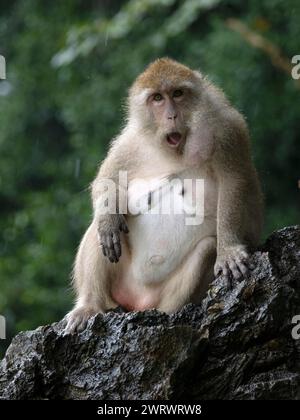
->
[111, 212, 216, 311]
[110, 171, 218, 311]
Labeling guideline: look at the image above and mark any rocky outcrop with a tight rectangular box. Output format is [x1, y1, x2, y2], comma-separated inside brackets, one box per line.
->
[0, 226, 299, 400]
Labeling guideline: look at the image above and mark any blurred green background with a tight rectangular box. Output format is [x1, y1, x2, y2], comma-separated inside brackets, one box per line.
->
[0, 0, 299, 355]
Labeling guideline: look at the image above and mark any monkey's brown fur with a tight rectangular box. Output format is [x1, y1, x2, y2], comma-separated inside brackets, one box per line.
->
[65, 58, 263, 333]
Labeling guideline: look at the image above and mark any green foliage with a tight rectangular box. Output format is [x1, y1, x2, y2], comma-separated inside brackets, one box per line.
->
[0, 0, 299, 355]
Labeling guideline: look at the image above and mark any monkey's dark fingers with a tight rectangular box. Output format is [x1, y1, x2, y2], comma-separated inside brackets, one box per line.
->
[112, 231, 122, 260]
[100, 241, 107, 257]
[107, 249, 117, 263]
[99, 236, 109, 258]
[120, 221, 129, 234]
[99, 233, 113, 262]
[97, 231, 108, 258]
[105, 233, 119, 263]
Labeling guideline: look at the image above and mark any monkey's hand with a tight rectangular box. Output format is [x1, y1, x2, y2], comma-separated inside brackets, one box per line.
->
[97, 214, 129, 263]
[214, 245, 249, 281]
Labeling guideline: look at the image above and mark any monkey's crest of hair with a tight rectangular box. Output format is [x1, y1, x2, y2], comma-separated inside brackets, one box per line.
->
[132, 58, 199, 92]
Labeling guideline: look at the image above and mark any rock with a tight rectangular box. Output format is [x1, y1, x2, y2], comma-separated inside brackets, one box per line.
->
[0, 226, 300, 400]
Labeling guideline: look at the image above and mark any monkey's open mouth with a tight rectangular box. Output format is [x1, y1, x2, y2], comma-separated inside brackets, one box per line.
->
[166, 132, 182, 148]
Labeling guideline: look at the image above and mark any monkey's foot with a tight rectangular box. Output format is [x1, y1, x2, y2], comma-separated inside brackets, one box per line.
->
[214, 245, 250, 281]
[64, 306, 100, 334]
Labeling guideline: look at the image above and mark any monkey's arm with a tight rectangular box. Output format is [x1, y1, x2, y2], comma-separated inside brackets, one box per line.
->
[91, 141, 132, 263]
[214, 174, 251, 279]
[213, 114, 263, 280]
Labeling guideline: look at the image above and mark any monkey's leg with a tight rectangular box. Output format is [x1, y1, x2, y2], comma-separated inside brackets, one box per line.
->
[65, 221, 118, 333]
[158, 236, 216, 313]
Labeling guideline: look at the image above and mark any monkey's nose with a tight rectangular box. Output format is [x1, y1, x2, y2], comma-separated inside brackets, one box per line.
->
[168, 114, 177, 120]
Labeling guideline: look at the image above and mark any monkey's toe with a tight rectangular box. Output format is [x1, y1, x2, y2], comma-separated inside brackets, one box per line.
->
[228, 259, 243, 279]
[64, 307, 98, 334]
[214, 261, 229, 277]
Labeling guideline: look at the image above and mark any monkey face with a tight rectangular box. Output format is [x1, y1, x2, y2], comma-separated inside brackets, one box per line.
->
[128, 58, 203, 152]
[148, 87, 187, 147]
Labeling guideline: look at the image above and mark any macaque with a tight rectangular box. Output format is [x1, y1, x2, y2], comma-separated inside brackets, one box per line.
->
[65, 58, 263, 333]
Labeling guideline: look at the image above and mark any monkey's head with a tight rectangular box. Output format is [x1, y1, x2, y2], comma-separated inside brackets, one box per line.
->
[128, 58, 202, 153]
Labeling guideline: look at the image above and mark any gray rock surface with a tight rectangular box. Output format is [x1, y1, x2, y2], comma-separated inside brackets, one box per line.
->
[0, 226, 300, 400]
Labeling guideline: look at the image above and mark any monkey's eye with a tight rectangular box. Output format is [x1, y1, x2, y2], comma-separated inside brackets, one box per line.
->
[173, 89, 183, 98]
[153, 93, 163, 102]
